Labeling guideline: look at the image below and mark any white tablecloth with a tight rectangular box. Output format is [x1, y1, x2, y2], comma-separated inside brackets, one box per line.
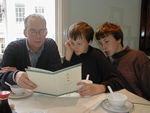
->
[9, 89, 150, 113]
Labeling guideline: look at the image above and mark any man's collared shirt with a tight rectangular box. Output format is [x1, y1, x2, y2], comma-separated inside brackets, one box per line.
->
[26, 40, 44, 67]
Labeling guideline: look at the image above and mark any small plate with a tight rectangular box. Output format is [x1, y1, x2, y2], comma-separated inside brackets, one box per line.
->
[101, 99, 134, 113]
[9, 90, 33, 99]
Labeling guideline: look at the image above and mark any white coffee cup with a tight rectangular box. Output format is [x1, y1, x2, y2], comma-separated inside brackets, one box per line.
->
[108, 93, 127, 108]
[11, 85, 25, 95]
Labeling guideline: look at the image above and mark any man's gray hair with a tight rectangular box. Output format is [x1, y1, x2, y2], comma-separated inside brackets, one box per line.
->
[24, 14, 46, 29]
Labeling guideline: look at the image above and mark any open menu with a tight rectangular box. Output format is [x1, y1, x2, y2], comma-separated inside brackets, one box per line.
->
[26, 64, 81, 96]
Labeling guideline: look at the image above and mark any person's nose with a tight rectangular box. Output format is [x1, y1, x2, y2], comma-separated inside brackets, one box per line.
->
[35, 32, 42, 38]
[73, 44, 79, 50]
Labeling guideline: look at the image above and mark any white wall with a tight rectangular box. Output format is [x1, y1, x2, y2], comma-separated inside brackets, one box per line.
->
[64, 0, 141, 50]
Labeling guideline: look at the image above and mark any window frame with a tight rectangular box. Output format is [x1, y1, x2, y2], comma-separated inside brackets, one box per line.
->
[15, 4, 25, 23]
[55, 0, 69, 57]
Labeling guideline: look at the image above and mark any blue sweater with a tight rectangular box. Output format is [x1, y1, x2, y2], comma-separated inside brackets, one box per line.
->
[0, 38, 61, 71]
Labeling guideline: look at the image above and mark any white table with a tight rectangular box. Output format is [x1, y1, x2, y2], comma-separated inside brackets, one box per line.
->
[9, 89, 150, 113]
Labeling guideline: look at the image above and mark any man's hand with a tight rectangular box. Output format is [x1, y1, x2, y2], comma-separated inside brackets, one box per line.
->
[15, 71, 37, 89]
[65, 40, 74, 61]
[77, 82, 106, 96]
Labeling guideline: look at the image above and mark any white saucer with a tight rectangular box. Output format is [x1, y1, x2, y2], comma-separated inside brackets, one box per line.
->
[101, 99, 134, 113]
[9, 90, 33, 99]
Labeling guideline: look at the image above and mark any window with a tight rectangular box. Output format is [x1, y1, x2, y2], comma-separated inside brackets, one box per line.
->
[0, 0, 67, 56]
[0, 4, 3, 23]
[15, 4, 25, 23]
[55, 0, 69, 56]
[0, 0, 5, 53]
[0, 0, 58, 53]
[35, 6, 44, 14]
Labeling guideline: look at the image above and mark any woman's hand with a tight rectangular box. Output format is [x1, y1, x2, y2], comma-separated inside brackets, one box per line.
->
[65, 40, 74, 61]
[77, 82, 106, 96]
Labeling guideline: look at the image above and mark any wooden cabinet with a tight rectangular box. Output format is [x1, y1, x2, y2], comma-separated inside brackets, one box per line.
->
[139, 0, 150, 55]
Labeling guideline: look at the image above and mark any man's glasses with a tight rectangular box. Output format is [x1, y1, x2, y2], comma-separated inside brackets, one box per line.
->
[27, 29, 47, 36]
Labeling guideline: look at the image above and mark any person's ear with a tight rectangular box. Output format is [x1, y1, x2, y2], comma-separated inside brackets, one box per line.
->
[24, 29, 28, 37]
[117, 39, 122, 44]
[88, 40, 93, 45]
[45, 30, 48, 36]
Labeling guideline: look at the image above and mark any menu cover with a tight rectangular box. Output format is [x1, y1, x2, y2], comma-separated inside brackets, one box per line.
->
[26, 64, 81, 96]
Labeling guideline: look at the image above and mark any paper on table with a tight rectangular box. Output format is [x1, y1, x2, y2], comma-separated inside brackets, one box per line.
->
[80, 93, 108, 112]
[48, 93, 108, 113]
[26, 64, 81, 96]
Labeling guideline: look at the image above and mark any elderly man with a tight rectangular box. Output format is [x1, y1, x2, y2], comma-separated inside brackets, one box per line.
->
[0, 14, 61, 90]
